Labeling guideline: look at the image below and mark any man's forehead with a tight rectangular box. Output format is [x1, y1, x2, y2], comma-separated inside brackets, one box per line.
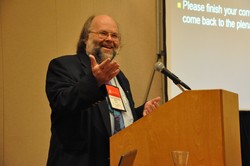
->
[90, 15, 118, 31]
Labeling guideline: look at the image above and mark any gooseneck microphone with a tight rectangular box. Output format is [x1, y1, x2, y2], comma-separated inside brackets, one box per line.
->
[154, 62, 191, 90]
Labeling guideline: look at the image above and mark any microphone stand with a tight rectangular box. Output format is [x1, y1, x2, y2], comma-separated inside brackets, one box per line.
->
[143, 53, 162, 103]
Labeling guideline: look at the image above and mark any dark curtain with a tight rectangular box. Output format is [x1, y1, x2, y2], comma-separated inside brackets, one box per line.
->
[240, 111, 250, 166]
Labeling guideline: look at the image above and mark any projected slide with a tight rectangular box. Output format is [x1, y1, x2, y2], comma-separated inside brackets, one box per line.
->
[180, 1, 250, 30]
[166, 0, 250, 110]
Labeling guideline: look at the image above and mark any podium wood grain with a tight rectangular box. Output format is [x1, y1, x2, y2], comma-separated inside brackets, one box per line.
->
[110, 89, 242, 166]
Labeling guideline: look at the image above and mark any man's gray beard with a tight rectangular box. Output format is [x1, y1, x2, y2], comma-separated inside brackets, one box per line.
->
[93, 47, 116, 64]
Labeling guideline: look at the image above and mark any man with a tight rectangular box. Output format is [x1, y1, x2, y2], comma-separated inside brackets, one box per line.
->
[45, 14, 161, 166]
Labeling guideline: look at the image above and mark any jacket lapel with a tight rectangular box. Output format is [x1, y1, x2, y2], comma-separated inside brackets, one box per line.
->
[77, 53, 90, 71]
[77, 53, 112, 136]
[98, 101, 112, 136]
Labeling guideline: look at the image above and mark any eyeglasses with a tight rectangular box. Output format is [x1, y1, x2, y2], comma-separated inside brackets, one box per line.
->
[89, 31, 120, 41]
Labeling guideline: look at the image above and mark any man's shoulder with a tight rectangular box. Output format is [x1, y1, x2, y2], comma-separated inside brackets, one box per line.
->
[52, 54, 78, 62]
[47, 53, 89, 78]
[50, 53, 88, 65]
[48, 54, 84, 71]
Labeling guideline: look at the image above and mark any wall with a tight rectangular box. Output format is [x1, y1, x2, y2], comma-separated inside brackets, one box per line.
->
[0, 2, 4, 165]
[0, 0, 162, 165]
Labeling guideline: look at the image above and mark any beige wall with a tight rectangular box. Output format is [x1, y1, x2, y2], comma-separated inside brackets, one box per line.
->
[0, 3, 4, 165]
[0, 0, 162, 165]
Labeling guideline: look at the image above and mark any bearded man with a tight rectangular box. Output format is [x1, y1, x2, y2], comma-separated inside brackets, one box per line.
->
[45, 14, 160, 166]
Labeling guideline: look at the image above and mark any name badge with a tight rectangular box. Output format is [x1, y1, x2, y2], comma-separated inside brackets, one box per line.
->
[106, 84, 125, 111]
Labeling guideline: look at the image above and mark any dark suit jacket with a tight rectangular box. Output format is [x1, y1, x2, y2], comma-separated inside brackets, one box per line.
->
[45, 53, 144, 166]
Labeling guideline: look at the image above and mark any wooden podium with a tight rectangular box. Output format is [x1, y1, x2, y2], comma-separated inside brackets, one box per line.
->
[110, 89, 242, 166]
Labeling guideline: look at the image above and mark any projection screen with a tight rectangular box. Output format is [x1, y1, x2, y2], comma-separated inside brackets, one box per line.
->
[166, 0, 250, 110]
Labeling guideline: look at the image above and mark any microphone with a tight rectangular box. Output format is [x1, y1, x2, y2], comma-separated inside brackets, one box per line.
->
[154, 62, 191, 90]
